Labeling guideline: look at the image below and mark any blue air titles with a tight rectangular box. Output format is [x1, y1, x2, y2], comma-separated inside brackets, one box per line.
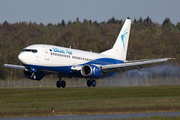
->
[53, 48, 72, 55]
[66, 50, 72, 55]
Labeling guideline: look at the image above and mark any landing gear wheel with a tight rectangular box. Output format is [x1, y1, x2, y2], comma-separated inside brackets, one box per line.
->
[87, 80, 92, 87]
[56, 81, 61, 88]
[92, 80, 96, 87]
[32, 74, 36, 80]
[61, 81, 66, 88]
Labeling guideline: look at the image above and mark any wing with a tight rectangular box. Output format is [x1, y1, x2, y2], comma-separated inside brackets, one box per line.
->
[101, 58, 174, 73]
[4, 64, 57, 75]
[4, 64, 25, 70]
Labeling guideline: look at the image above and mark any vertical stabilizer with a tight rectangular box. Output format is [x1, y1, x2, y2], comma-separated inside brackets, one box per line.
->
[101, 19, 131, 60]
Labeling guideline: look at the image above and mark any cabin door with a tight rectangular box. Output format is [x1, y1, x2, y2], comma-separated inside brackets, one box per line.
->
[45, 50, 49, 60]
[43, 47, 49, 60]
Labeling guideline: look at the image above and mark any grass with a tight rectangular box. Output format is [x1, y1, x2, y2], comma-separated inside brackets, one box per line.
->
[0, 86, 180, 118]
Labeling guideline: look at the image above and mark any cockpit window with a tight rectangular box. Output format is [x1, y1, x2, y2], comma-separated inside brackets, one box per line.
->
[32, 49, 38, 53]
[22, 49, 38, 53]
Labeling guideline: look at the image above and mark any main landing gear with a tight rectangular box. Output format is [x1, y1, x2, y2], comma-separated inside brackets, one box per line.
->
[87, 79, 96, 87]
[56, 76, 66, 88]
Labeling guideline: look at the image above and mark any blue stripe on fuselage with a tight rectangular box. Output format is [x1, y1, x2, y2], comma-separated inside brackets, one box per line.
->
[24, 64, 116, 78]
[81, 58, 124, 65]
[23, 58, 123, 78]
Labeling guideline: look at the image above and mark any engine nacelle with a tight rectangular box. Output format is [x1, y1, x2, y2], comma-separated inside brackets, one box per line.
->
[81, 65, 102, 78]
[23, 69, 44, 80]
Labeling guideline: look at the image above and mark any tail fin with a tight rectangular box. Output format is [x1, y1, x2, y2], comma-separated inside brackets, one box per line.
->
[101, 19, 131, 60]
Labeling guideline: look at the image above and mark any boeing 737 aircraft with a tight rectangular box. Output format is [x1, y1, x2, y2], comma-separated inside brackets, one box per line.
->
[4, 19, 173, 88]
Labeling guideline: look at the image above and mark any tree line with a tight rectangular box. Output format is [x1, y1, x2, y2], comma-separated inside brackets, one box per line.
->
[0, 16, 180, 80]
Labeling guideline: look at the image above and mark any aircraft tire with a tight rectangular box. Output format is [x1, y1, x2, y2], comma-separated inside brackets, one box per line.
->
[61, 81, 66, 88]
[32, 75, 36, 80]
[87, 80, 92, 87]
[92, 80, 96, 87]
[56, 81, 61, 88]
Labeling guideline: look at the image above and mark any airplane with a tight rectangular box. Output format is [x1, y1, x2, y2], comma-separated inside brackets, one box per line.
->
[4, 19, 173, 88]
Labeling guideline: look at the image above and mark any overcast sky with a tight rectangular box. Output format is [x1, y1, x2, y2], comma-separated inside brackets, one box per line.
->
[0, 0, 179, 25]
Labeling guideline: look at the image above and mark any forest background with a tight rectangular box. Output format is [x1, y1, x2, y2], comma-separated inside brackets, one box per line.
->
[0, 16, 180, 80]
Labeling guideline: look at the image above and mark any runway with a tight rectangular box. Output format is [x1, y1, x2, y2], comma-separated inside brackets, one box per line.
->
[1, 112, 180, 120]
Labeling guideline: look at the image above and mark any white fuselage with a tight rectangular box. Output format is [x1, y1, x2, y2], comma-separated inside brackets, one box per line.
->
[18, 44, 123, 77]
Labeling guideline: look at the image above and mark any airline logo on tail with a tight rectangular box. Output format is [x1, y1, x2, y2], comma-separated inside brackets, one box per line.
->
[121, 28, 128, 50]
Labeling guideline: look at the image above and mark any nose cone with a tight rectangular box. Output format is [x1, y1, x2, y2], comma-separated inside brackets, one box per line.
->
[18, 53, 27, 64]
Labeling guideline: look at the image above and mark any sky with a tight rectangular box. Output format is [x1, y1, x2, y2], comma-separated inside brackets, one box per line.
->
[0, 0, 180, 25]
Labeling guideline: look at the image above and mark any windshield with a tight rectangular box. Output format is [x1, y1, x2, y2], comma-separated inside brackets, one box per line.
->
[22, 49, 38, 53]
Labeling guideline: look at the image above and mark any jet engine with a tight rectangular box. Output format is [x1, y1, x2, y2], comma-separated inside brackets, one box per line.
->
[80, 65, 102, 78]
